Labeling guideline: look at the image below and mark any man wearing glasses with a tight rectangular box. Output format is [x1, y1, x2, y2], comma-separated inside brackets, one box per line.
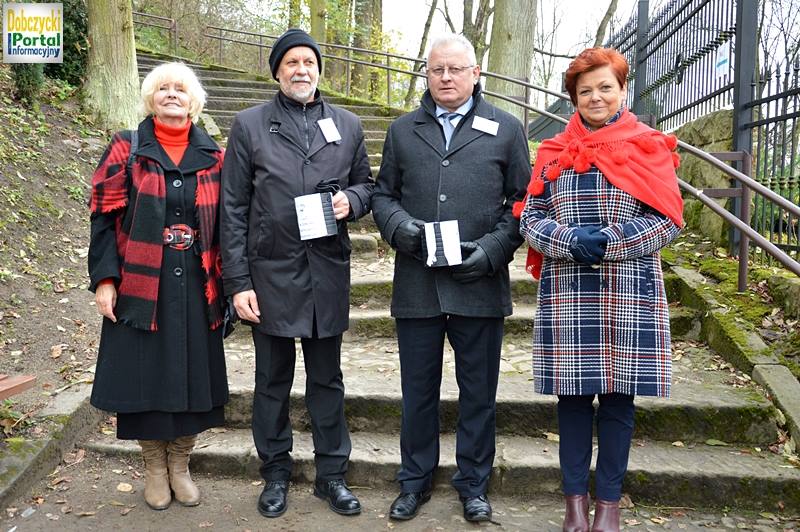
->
[372, 34, 530, 522]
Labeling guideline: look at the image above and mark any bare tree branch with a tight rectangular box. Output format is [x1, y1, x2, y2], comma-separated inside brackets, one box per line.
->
[534, 46, 576, 59]
[593, 0, 619, 47]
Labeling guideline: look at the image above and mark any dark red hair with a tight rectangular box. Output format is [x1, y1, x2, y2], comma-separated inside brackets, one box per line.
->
[564, 48, 629, 104]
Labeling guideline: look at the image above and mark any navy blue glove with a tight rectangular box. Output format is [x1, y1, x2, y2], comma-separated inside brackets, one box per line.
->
[452, 241, 491, 283]
[393, 219, 425, 256]
[569, 226, 608, 266]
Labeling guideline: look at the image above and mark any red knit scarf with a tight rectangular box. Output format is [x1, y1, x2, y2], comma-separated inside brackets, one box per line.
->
[513, 109, 684, 279]
[153, 117, 190, 165]
[90, 127, 225, 331]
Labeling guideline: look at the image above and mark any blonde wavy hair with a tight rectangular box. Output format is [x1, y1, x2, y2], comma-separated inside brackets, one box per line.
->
[139, 62, 207, 120]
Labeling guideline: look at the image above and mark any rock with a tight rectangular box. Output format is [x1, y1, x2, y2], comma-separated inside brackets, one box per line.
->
[197, 113, 222, 139]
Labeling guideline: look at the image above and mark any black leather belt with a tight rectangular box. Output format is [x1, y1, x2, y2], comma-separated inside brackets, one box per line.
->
[162, 224, 198, 250]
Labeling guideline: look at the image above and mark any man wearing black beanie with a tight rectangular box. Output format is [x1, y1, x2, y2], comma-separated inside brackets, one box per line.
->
[221, 27, 374, 519]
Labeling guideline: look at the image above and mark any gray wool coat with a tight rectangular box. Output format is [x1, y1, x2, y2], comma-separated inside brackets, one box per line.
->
[221, 91, 374, 338]
[372, 86, 530, 318]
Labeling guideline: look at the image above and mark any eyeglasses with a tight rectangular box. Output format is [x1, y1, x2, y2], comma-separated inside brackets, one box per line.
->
[425, 65, 476, 78]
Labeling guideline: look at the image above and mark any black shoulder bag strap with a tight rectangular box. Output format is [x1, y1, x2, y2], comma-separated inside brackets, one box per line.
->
[126, 130, 138, 179]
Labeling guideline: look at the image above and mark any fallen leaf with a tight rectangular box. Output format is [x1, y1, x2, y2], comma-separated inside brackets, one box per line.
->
[77, 511, 96, 517]
[544, 432, 560, 442]
[199, 522, 214, 528]
[619, 494, 634, 509]
[651, 516, 669, 524]
[705, 439, 729, 447]
[116, 483, 133, 493]
[50, 344, 66, 359]
[672, 441, 685, 447]
[120, 507, 133, 516]
[624, 518, 642, 525]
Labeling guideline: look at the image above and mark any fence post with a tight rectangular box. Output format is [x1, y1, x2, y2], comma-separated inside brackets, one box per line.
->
[737, 153, 753, 292]
[730, 0, 758, 256]
[632, 0, 649, 114]
[258, 35, 263, 74]
[523, 82, 530, 135]
[386, 54, 391, 106]
[346, 48, 352, 97]
[218, 28, 223, 65]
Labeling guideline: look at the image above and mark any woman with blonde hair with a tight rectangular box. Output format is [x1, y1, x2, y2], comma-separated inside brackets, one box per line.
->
[517, 48, 683, 531]
[88, 62, 228, 511]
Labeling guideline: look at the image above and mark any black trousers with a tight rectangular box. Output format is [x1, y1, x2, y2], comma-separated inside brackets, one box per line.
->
[396, 315, 503, 497]
[251, 329, 351, 482]
[557, 393, 635, 501]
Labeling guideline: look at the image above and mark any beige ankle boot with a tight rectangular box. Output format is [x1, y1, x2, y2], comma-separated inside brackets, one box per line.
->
[167, 434, 201, 506]
[139, 440, 171, 510]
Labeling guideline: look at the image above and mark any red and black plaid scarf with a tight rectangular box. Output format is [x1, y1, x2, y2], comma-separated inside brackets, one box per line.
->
[90, 129, 225, 332]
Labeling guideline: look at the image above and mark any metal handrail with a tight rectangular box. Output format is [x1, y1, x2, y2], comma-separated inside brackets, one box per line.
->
[132, 11, 178, 54]
[141, 17, 800, 284]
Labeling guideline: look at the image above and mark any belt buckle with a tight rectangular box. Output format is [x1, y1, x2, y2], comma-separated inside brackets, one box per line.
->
[163, 223, 195, 250]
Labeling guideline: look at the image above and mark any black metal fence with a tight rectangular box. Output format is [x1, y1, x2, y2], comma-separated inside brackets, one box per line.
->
[748, 61, 800, 263]
[606, 0, 737, 131]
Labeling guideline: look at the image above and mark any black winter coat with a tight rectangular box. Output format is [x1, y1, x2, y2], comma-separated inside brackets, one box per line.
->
[221, 91, 374, 338]
[88, 118, 229, 413]
[372, 87, 530, 318]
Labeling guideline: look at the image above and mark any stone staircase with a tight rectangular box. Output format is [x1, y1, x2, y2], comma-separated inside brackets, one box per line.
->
[136, 53, 395, 174]
[89, 52, 800, 511]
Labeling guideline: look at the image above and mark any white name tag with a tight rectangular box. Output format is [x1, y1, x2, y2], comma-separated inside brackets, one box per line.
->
[472, 116, 499, 136]
[317, 118, 342, 143]
[424, 220, 462, 267]
[294, 192, 338, 240]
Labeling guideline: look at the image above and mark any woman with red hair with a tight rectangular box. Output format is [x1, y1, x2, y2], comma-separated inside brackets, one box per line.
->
[517, 48, 683, 531]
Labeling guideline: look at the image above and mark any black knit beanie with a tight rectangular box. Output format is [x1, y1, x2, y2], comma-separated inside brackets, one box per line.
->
[269, 28, 322, 80]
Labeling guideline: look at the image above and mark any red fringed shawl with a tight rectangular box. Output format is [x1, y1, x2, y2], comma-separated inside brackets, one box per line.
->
[513, 109, 684, 279]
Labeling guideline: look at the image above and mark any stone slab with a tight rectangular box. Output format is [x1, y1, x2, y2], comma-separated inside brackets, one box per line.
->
[221, 336, 777, 443]
[84, 428, 800, 511]
[753, 364, 800, 439]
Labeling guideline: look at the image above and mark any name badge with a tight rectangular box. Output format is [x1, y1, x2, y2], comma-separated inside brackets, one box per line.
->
[318, 118, 342, 143]
[472, 116, 499, 136]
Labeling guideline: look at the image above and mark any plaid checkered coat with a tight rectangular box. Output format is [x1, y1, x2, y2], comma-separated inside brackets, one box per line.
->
[519, 166, 680, 397]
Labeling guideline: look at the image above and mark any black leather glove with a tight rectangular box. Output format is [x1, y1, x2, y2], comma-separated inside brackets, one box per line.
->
[393, 219, 425, 256]
[569, 226, 608, 266]
[452, 241, 491, 283]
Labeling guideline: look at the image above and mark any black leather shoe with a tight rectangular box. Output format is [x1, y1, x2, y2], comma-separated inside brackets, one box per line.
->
[257, 480, 288, 518]
[460, 494, 492, 522]
[313, 479, 361, 515]
[389, 490, 432, 520]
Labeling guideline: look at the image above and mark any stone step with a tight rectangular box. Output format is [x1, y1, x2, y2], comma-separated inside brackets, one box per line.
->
[211, 114, 393, 135]
[220, 335, 775, 443]
[343, 304, 699, 339]
[138, 65, 272, 83]
[84, 428, 800, 511]
[204, 96, 400, 117]
[206, 96, 396, 121]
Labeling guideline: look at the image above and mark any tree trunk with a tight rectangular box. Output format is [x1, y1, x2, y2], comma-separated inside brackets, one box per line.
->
[462, 0, 492, 65]
[593, 0, 619, 47]
[485, 0, 536, 123]
[288, 0, 302, 27]
[404, 0, 438, 108]
[368, 0, 383, 101]
[325, 0, 352, 93]
[310, 0, 327, 43]
[84, 0, 139, 130]
[351, 0, 374, 97]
